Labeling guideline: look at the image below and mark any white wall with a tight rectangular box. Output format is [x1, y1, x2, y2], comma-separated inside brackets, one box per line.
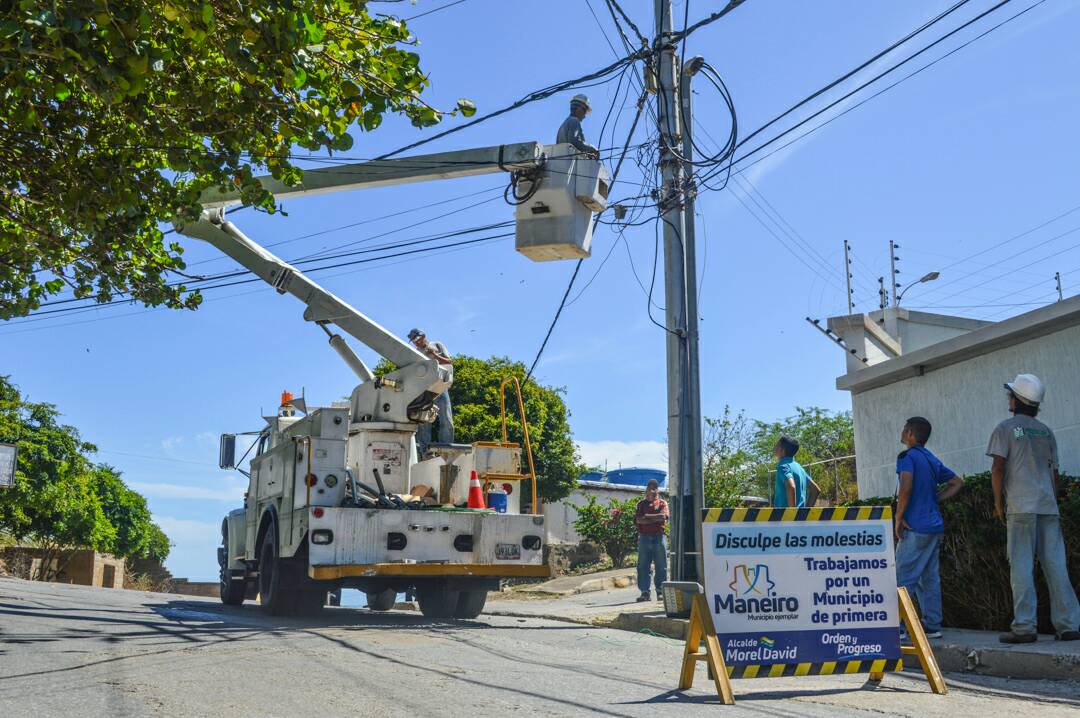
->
[851, 324, 1080, 498]
[544, 482, 661, 544]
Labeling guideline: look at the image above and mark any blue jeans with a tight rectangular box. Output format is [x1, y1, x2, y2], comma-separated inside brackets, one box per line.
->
[637, 534, 667, 594]
[1007, 514, 1080, 635]
[416, 391, 454, 453]
[895, 531, 943, 632]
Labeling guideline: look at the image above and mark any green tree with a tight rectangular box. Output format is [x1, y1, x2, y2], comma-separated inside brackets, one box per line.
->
[91, 465, 172, 562]
[753, 407, 856, 504]
[570, 495, 639, 568]
[375, 355, 583, 503]
[702, 406, 758, 507]
[0, 376, 170, 577]
[702, 405, 856, 506]
[0, 1, 473, 318]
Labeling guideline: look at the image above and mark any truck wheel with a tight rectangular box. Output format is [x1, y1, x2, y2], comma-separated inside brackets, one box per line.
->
[219, 525, 246, 606]
[258, 523, 297, 616]
[454, 590, 488, 619]
[416, 583, 460, 619]
[366, 588, 396, 612]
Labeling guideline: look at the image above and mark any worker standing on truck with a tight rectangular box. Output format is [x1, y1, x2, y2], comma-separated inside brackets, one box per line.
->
[556, 94, 600, 159]
[408, 328, 454, 453]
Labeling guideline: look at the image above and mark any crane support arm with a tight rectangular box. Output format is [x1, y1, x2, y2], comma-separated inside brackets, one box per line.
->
[200, 142, 544, 208]
[178, 211, 426, 369]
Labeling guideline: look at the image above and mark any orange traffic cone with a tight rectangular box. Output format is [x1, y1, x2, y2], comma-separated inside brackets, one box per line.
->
[467, 470, 486, 509]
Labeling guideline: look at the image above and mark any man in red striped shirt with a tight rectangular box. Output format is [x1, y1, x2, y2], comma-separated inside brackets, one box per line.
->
[634, 479, 669, 602]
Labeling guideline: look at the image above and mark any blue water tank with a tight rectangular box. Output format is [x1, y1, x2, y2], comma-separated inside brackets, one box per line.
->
[577, 467, 667, 488]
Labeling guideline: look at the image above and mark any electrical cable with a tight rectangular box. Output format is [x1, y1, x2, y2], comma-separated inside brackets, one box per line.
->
[710, 0, 1031, 184]
[403, 0, 467, 22]
[524, 89, 650, 384]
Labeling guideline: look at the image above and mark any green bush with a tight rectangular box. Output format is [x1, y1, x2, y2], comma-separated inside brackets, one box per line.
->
[571, 496, 641, 568]
[850, 472, 1079, 632]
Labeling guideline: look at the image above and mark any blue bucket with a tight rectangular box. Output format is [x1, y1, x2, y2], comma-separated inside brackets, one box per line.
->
[487, 489, 508, 514]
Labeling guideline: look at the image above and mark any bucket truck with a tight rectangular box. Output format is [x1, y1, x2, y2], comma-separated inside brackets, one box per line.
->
[176, 142, 609, 618]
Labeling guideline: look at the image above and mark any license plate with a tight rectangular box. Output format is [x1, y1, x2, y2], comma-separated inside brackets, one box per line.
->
[495, 543, 521, 560]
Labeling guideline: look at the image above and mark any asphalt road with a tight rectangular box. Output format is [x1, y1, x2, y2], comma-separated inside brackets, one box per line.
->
[1, 578, 1078, 718]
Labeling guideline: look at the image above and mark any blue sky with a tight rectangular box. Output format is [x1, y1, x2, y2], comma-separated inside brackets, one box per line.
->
[3, 1, 1079, 580]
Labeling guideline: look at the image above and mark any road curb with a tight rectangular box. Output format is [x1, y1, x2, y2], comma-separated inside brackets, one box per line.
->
[485, 604, 1080, 681]
[928, 640, 1080, 681]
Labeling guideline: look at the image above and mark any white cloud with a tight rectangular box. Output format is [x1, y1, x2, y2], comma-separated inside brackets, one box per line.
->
[154, 516, 222, 582]
[160, 436, 184, 453]
[129, 479, 246, 502]
[576, 439, 667, 472]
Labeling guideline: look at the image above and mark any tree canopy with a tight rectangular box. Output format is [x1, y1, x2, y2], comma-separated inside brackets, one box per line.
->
[0, 376, 170, 573]
[0, 1, 472, 318]
[703, 405, 856, 507]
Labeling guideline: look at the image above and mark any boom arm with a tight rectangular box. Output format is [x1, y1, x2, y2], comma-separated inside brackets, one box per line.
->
[180, 212, 424, 369]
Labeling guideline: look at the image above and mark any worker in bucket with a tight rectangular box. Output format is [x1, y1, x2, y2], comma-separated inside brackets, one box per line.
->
[408, 328, 454, 453]
[556, 94, 600, 159]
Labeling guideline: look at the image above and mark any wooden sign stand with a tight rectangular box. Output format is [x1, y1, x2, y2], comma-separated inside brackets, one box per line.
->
[678, 592, 736, 705]
[678, 587, 947, 705]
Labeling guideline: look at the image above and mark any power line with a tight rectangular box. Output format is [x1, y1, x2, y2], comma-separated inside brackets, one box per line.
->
[524, 88, 650, 384]
[403, 0, 467, 22]
[717, 0, 1040, 180]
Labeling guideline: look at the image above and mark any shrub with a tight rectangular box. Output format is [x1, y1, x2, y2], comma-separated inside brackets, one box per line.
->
[850, 472, 1079, 632]
[571, 496, 641, 568]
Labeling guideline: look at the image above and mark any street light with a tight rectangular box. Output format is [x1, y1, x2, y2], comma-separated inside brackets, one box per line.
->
[897, 271, 940, 305]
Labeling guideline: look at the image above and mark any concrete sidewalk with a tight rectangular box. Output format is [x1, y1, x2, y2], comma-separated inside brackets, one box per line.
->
[486, 586, 1080, 681]
[508, 566, 635, 596]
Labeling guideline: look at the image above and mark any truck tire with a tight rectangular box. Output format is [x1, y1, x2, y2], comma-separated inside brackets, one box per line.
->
[219, 525, 247, 606]
[366, 588, 396, 612]
[416, 583, 460, 619]
[258, 523, 298, 616]
[454, 590, 488, 619]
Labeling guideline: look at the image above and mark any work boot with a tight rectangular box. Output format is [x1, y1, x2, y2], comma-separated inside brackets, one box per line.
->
[636, 591, 651, 603]
[1056, 630, 1080, 641]
[998, 631, 1037, 644]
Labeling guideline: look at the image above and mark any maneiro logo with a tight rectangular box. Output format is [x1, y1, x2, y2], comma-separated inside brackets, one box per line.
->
[729, 563, 775, 597]
[716, 563, 800, 617]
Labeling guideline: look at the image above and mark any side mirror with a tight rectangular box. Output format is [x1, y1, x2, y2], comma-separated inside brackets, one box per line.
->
[219, 434, 237, 470]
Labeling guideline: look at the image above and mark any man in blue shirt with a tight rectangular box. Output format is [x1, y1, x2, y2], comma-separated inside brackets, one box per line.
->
[895, 416, 964, 638]
[772, 435, 810, 508]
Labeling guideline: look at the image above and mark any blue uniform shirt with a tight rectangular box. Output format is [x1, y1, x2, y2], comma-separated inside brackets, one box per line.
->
[773, 456, 809, 508]
[896, 446, 956, 533]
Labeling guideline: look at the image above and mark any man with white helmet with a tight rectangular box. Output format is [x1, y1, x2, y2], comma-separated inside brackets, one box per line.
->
[556, 94, 600, 159]
[987, 373, 1080, 643]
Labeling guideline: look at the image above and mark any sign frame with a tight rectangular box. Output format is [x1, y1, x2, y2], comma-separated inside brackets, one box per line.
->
[676, 505, 947, 703]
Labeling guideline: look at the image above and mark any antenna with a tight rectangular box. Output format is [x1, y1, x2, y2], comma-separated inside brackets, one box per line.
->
[843, 240, 854, 314]
[889, 241, 900, 307]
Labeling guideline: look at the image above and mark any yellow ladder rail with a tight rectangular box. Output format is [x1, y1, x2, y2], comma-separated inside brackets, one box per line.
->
[499, 375, 539, 514]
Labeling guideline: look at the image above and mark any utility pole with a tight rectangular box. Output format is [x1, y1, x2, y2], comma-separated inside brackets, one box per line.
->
[680, 56, 706, 583]
[889, 241, 900, 307]
[843, 240, 854, 314]
[1056, 271, 1063, 301]
[655, 0, 699, 583]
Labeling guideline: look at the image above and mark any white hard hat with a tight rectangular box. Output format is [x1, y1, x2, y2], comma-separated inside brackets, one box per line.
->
[570, 94, 592, 113]
[1005, 373, 1045, 405]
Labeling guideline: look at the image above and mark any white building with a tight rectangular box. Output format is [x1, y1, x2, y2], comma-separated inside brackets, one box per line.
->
[828, 297, 1080, 498]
